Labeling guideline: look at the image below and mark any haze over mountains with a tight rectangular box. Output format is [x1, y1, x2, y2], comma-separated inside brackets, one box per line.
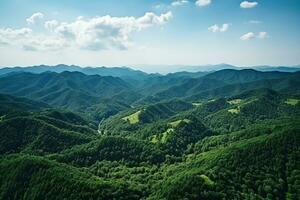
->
[1, 63, 300, 77]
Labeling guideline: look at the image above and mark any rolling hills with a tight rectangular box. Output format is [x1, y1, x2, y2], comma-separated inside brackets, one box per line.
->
[0, 71, 135, 117]
[0, 66, 299, 199]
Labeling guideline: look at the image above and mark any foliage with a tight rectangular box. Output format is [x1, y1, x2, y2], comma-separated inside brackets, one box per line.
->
[0, 69, 300, 199]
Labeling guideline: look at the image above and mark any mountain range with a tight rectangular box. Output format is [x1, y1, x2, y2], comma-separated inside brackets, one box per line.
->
[1, 63, 300, 77]
[0, 64, 299, 199]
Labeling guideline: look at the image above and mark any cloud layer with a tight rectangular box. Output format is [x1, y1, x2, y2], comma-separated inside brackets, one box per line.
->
[240, 1, 258, 9]
[208, 24, 229, 33]
[26, 12, 44, 24]
[0, 12, 173, 51]
[195, 0, 211, 7]
[240, 32, 268, 40]
[171, 0, 189, 7]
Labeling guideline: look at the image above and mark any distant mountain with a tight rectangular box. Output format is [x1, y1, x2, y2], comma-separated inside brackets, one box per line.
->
[177, 64, 300, 73]
[141, 63, 300, 73]
[134, 63, 239, 73]
[177, 64, 239, 72]
[0, 64, 149, 80]
[142, 69, 300, 103]
[1, 64, 299, 79]
[204, 69, 290, 84]
[0, 71, 132, 111]
[252, 65, 300, 72]
[187, 72, 300, 101]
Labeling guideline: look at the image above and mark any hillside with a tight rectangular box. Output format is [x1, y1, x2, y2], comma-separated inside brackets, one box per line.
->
[0, 155, 142, 200]
[204, 69, 290, 84]
[0, 93, 49, 115]
[0, 71, 133, 113]
[0, 109, 96, 155]
[142, 70, 298, 103]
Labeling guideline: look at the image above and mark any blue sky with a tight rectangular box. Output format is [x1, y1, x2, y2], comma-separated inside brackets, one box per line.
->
[0, 0, 299, 71]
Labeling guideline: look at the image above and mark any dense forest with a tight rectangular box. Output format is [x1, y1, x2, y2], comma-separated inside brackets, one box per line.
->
[0, 66, 299, 199]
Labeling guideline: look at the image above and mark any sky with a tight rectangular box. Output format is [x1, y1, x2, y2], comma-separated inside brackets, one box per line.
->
[0, 0, 300, 72]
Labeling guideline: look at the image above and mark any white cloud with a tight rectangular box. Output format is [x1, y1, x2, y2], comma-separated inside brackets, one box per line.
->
[26, 12, 44, 24]
[23, 37, 68, 51]
[44, 20, 59, 31]
[240, 32, 268, 40]
[0, 28, 32, 43]
[0, 27, 67, 51]
[249, 20, 262, 24]
[195, 0, 211, 7]
[240, 1, 258, 9]
[240, 32, 255, 40]
[1, 12, 173, 51]
[171, 0, 189, 7]
[208, 24, 229, 33]
[257, 32, 268, 39]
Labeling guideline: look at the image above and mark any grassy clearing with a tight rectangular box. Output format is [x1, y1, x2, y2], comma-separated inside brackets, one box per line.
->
[169, 119, 191, 127]
[228, 108, 240, 114]
[122, 110, 141, 124]
[228, 99, 243, 105]
[151, 135, 158, 144]
[151, 119, 192, 144]
[200, 174, 214, 186]
[192, 102, 202, 106]
[151, 128, 174, 144]
[227, 98, 259, 114]
[0, 115, 5, 122]
[285, 98, 300, 106]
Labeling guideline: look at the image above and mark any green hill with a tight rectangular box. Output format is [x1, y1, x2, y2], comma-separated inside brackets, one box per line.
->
[204, 69, 290, 84]
[0, 93, 49, 115]
[0, 155, 142, 200]
[0, 110, 96, 155]
[0, 71, 132, 111]
[54, 136, 165, 166]
[149, 119, 300, 199]
[193, 89, 300, 132]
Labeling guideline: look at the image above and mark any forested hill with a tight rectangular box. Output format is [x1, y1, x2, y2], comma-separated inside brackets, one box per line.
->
[0, 71, 133, 113]
[0, 66, 299, 199]
[0, 64, 149, 80]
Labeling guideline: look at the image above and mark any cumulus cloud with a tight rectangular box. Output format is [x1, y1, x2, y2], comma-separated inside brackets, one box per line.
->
[257, 32, 268, 39]
[195, 0, 211, 7]
[54, 12, 173, 50]
[0, 12, 173, 51]
[240, 32, 268, 40]
[240, 1, 258, 9]
[171, 0, 189, 7]
[26, 12, 44, 24]
[44, 20, 59, 31]
[208, 23, 230, 33]
[249, 20, 262, 24]
[240, 32, 255, 40]
[0, 28, 32, 44]
[22, 37, 68, 51]
[0, 27, 67, 51]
